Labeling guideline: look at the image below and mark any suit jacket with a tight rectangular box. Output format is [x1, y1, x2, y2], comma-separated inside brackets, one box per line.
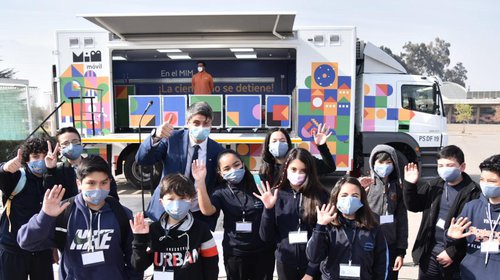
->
[136, 129, 224, 230]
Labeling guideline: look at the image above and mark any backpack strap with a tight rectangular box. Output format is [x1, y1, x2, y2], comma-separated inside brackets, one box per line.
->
[5, 169, 27, 232]
[105, 196, 130, 252]
[54, 197, 76, 251]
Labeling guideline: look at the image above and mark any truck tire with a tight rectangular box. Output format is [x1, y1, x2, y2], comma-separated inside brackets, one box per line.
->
[124, 151, 162, 191]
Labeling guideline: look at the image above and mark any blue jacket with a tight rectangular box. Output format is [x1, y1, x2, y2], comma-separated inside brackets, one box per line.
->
[136, 129, 224, 229]
[259, 186, 328, 276]
[448, 195, 500, 280]
[17, 194, 141, 280]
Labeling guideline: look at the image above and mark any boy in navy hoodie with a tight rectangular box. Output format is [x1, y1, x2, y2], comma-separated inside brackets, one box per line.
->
[129, 173, 219, 279]
[17, 156, 141, 280]
[447, 154, 500, 279]
[0, 136, 53, 280]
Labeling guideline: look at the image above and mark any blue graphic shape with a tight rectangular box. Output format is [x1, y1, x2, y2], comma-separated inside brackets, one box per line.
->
[387, 108, 399, 120]
[129, 96, 161, 127]
[338, 76, 351, 89]
[226, 95, 261, 127]
[162, 95, 187, 127]
[364, 96, 376, 107]
[314, 64, 336, 87]
[266, 95, 291, 127]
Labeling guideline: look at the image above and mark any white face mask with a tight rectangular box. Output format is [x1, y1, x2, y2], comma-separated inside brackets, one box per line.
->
[197, 66, 203, 72]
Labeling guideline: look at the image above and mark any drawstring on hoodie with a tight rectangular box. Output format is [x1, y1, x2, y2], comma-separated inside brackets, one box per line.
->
[87, 209, 102, 252]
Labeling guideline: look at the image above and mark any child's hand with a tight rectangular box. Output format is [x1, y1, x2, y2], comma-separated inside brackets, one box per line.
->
[447, 217, 472, 240]
[42, 185, 70, 217]
[191, 159, 207, 183]
[358, 176, 373, 191]
[45, 141, 60, 169]
[404, 163, 419, 184]
[3, 149, 22, 173]
[316, 203, 337, 225]
[130, 212, 149, 234]
[253, 181, 278, 209]
[393, 256, 403, 271]
[312, 123, 332, 146]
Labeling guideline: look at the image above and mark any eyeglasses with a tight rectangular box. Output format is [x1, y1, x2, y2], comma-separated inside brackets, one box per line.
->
[61, 140, 81, 147]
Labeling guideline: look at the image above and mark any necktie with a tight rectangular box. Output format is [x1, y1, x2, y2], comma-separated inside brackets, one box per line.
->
[189, 145, 200, 183]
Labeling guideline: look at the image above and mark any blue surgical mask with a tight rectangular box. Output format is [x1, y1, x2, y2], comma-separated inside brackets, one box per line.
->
[163, 200, 191, 221]
[190, 127, 210, 141]
[374, 163, 394, 178]
[28, 160, 47, 175]
[480, 183, 500, 199]
[62, 143, 84, 160]
[438, 167, 461, 182]
[223, 168, 245, 185]
[269, 141, 289, 159]
[82, 189, 109, 205]
[337, 196, 364, 215]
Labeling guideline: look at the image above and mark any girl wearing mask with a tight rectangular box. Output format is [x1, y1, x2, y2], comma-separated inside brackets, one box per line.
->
[447, 154, 500, 279]
[306, 177, 388, 279]
[194, 149, 275, 280]
[259, 124, 336, 186]
[255, 148, 329, 280]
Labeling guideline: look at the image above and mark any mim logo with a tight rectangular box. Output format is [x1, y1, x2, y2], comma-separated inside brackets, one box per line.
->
[73, 50, 101, 63]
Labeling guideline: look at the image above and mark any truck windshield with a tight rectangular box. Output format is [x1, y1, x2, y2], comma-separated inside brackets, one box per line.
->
[401, 85, 436, 114]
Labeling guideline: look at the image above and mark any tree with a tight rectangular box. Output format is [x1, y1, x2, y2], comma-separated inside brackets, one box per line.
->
[454, 104, 473, 133]
[380, 38, 467, 87]
[0, 58, 15, 79]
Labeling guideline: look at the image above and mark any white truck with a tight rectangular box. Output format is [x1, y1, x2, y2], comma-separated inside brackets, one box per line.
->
[53, 12, 448, 188]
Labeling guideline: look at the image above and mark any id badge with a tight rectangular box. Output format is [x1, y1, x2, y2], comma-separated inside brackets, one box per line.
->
[481, 241, 500, 254]
[288, 231, 308, 244]
[153, 271, 174, 280]
[236, 221, 252, 233]
[380, 214, 394, 224]
[339, 263, 361, 278]
[81, 251, 105, 266]
[436, 218, 445, 230]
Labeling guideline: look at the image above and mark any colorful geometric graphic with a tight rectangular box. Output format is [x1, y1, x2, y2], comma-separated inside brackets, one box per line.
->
[128, 96, 161, 128]
[162, 95, 187, 127]
[189, 95, 223, 127]
[298, 62, 353, 169]
[266, 95, 291, 128]
[114, 85, 135, 127]
[363, 83, 415, 132]
[235, 144, 263, 170]
[226, 95, 262, 128]
[311, 62, 338, 89]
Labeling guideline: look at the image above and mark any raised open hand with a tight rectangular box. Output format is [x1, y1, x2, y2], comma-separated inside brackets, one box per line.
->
[42, 185, 70, 217]
[404, 162, 420, 184]
[253, 181, 278, 209]
[3, 149, 23, 173]
[312, 123, 333, 146]
[45, 141, 60, 169]
[447, 217, 473, 240]
[129, 212, 149, 234]
[191, 159, 207, 183]
[316, 203, 337, 225]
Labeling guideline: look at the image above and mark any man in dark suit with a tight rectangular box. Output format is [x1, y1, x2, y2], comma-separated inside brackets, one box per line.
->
[136, 102, 224, 230]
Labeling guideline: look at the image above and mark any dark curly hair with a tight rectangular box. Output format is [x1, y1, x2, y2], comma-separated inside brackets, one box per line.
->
[479, 154, 500, 177]
[20, 135, 51, 163]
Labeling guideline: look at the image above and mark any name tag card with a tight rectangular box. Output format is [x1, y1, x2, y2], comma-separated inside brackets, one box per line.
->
[288, 231, 308, 244]
[81, 251, 105, 266]
[153, 271, 174, 280]
[380, 214, 394, 224]
[436, 218, 445, 230]
[481, 241, 500, 254]
[236, 221, 252, 233]
[339, 263, 361, 278]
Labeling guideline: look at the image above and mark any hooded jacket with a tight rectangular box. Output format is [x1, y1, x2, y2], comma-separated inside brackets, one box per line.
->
[367, 145, 408, 256]
[17, 194, 141, 280]
[448, 195, 500, 280]
[306, 218, 388, 280]
[131, 212, 219, 280]
[403, 172, 480, 264]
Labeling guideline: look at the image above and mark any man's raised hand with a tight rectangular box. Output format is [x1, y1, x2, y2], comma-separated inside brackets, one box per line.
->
[155, 114, 175, 139]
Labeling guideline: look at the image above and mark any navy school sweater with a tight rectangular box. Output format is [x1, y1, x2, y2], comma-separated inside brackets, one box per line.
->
[211, 182, 274, 256]
[306, 217, 389, 280]
[448, 195, 500, 280]
[259, 186, 329, 276]
[17, 193, 142, 280]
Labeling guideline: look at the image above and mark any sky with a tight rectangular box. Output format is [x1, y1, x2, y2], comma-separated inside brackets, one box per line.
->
[0, 0, 499, 96]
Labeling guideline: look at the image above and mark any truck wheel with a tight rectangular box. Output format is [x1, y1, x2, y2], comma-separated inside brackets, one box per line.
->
[124, 152, 162, 190]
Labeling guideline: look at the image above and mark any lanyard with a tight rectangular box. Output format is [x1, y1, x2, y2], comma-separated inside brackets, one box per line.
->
[227, 184, 249, 221]
[484, 203, 500, 265]
[341, 226, 358, 264]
